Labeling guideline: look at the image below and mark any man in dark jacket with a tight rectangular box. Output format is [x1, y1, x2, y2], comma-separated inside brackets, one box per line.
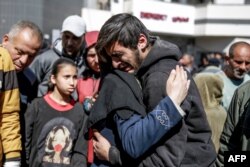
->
[95, 13, 216, 166]
[215, 80, 250, 166]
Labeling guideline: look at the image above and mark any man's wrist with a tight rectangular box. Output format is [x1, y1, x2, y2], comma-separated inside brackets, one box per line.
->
[168, 96, 185, 117]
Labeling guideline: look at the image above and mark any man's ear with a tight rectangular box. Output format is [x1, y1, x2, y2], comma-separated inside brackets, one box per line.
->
[2, 34, 9, 46]
[137, 34, 147, 50]
[224, 54, 230, 65]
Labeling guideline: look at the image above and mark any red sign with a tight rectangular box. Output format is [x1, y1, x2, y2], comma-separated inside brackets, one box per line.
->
[140, 12, 167, 21]
[172, 17, 189, 22]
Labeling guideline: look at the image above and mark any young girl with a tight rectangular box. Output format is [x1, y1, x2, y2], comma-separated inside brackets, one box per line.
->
[25, 58, 88, 167]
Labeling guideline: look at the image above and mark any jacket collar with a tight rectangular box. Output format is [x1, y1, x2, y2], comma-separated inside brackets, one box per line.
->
[136, 37, 181, 77]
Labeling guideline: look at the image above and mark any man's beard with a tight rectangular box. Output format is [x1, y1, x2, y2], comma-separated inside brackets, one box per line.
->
[62, 48, 78, 59]
[233, 68, 246, 79]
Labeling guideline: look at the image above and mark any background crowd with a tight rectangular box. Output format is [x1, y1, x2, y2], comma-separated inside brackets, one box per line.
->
[1, 13, 250, 167]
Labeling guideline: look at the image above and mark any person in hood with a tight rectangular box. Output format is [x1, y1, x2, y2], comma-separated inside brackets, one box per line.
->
[29, 15, 87, 97]
[77, 31, 100, 111]
[92, 13, 216, 166]
[194, 73, 226, 153]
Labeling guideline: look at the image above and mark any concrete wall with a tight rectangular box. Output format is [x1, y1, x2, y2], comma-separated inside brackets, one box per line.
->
[0, 0, 43, 38]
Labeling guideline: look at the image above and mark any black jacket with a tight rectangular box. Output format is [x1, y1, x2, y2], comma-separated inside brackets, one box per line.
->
[88, 70, 146, 167]
[135, 37, 216, 167]
[88, 70, 146, 126]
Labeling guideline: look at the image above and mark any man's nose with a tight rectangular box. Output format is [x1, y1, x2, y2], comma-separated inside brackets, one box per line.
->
[112, 59, 121, 68]
[67, 39, 74, 45]
[20, 54, 29, 65]
[94, 55, 99, 63]
[239, 62, 247, 71]
[69, 77, 75, 85]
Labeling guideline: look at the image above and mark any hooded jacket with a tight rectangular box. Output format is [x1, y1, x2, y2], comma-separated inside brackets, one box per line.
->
[194, 73, 227, 153]
[135, 37, 216, 167]
[88, 70, 147, 167]
[29, 39, 86, 97]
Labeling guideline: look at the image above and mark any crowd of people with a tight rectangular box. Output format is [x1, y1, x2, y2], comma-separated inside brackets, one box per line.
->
[1, 13, 250, 167]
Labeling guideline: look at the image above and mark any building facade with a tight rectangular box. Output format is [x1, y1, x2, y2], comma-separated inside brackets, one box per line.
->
[82, 0, 250, 65]
[1, 0, 250, 63]
[0, 0, 43, 36]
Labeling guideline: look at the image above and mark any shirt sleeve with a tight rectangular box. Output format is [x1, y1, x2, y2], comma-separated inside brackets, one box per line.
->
[114, 96, 183, 158]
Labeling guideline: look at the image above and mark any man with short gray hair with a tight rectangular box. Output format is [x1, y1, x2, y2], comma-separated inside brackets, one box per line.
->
[217, 41, 250, 111]
[1, 20, 43, 167]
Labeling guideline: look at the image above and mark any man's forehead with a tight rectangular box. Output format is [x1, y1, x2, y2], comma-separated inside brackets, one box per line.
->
[62, 31, 81, 38]
[106, 41, 122, 51]
[105, 43, 115, 55]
